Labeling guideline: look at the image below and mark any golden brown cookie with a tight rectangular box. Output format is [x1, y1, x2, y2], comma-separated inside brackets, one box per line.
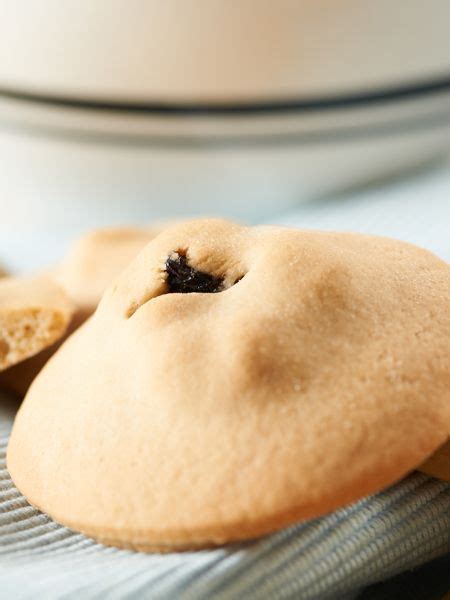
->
[0, 276, 72, 372]
[0, 226, 159, 396]
[7, 219, 450, 551]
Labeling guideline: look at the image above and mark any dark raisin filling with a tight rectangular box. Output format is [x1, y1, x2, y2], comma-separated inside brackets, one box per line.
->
[165, 254, 224, 293]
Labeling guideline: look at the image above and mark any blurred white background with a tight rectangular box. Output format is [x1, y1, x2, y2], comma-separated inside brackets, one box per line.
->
[0, 0, 449, 270]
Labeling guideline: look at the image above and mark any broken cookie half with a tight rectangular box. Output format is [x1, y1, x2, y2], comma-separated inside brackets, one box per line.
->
[0, 276, 73, 372]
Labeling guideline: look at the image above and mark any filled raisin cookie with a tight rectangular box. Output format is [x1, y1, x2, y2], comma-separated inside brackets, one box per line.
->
[7, 219, 450, 551]
[0, 276, 72, 372]
[0, 226, 159, 396]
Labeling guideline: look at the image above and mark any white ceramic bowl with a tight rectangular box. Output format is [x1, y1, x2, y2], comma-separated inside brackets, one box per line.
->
[0, 0, 450, 251]
[2, 0, 450, 102]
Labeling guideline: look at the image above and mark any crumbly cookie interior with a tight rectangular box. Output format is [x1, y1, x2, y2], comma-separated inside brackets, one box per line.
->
[0, 309, 66, 371]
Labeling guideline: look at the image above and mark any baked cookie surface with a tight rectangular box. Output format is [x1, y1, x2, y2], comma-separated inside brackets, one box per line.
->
[7, 219, 450, 551]
[0, 276, 72, 372]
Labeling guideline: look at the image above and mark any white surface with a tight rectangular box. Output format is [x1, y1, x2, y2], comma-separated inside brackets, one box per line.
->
[0, 102, 450, 263]
[1, 1, 450, 101]
[1, 159, 449, 274]
[276, 163, 450, 262]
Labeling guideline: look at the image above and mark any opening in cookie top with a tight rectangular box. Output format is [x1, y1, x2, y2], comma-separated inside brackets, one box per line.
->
[125, 249, 245, 318]
[165, 251, 224, 294]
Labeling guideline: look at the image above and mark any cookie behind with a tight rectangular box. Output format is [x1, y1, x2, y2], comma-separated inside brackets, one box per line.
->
[52, 226, 161, 319]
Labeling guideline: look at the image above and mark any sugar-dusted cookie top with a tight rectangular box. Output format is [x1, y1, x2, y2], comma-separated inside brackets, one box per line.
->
[0, 276, 73, 372]
[7, 219, 450, 551]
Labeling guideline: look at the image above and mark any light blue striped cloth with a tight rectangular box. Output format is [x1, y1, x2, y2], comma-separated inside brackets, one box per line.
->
[1, 396, 449, 600]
